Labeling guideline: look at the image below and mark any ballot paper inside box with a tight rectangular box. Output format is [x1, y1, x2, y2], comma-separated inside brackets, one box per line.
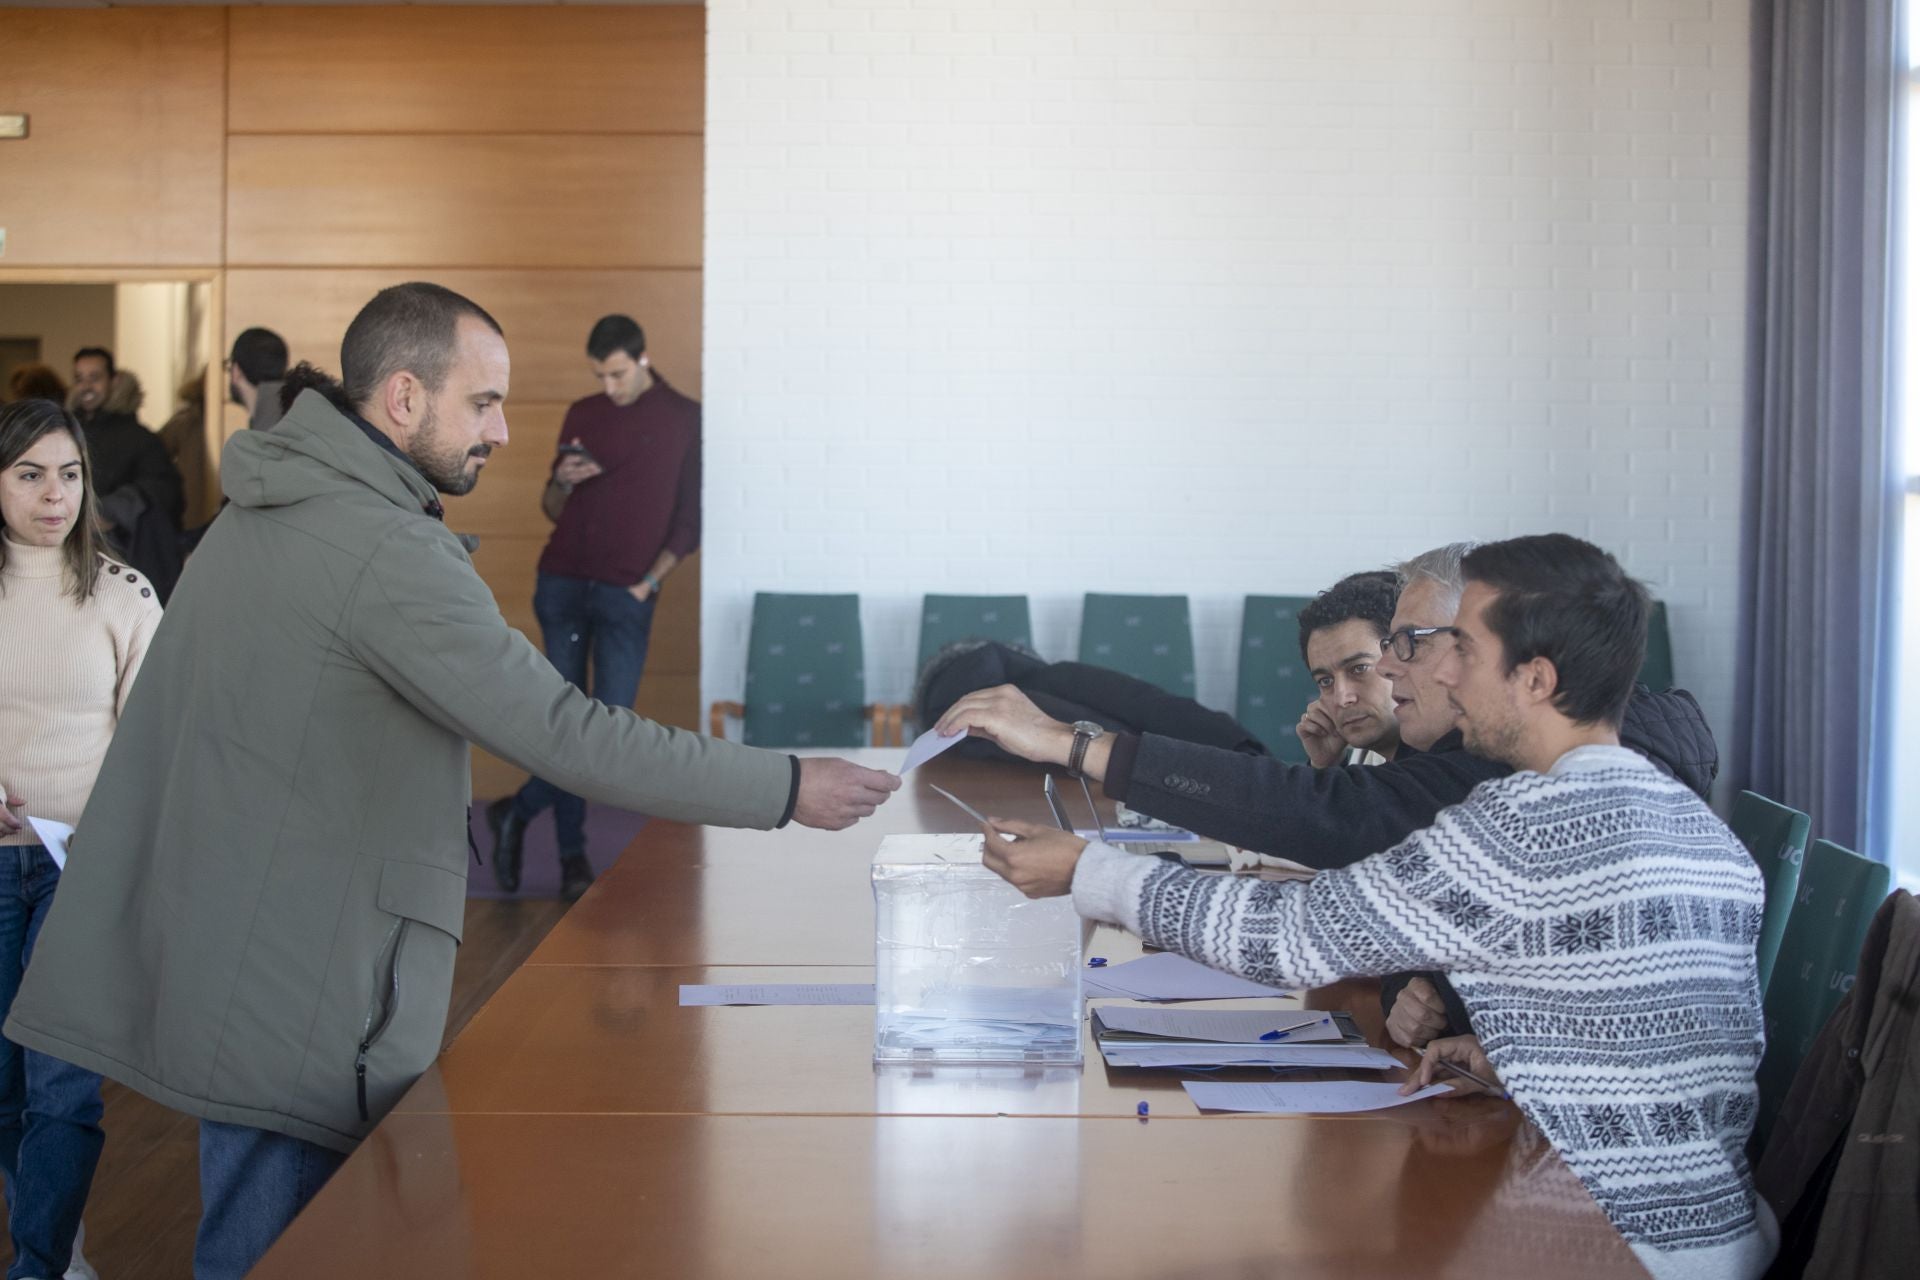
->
[873, 834, 1086, 1065]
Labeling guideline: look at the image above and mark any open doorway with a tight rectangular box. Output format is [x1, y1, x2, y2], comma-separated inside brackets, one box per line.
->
[0, 278, 218, 524]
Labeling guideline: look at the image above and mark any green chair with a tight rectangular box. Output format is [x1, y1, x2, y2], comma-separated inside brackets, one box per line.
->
[1234, 595, 1316, 764]
[1727, 791, 1812, 996]
[710, 593, 898, 748]
[916, 595, 1033, 671]
[1751, 838, 1891, 1149]
[1077, 594, 1195, 696]
[1638, 600, 1675, 690]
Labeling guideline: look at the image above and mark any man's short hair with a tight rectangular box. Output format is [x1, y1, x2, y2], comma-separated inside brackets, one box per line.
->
[1462, 534, 1650, 728]
[586, 314, 645, 363]
[1297, 570, 1399, 663]
[229, 327, 290, 386]
[340, 283, 504, 410]
[1393, 541, 1479, 617]
[73, 347, 115, 379]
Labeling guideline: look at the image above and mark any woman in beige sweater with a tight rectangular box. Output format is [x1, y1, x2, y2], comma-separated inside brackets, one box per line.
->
[0, 398, 159, 1280]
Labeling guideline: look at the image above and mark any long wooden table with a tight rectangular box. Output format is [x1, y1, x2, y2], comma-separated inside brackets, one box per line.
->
[251, 751, 1646, 1278]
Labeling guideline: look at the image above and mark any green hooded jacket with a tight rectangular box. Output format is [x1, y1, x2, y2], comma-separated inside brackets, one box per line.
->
[5, 390, 793, 1151]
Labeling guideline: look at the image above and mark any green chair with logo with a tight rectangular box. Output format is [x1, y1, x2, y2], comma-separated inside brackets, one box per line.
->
[916, 595, 1034, 672]
[1077, 594, 1196, 697]
[1727, 791, 1812, 997]
[1638, 600, 1675, 690]
[1751, 838, 1891, 1149]
[709, 592, 899, 748]
[1234, 595, 1317, 764]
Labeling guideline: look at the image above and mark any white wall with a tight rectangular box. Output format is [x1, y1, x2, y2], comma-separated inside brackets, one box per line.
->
[703, 0, 1750, 757]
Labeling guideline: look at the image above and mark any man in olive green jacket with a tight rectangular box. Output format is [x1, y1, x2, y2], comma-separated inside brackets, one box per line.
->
[4, 283, 898, 1279]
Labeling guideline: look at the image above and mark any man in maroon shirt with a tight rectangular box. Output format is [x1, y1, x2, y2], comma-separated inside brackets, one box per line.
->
[487, 315, 702, 900]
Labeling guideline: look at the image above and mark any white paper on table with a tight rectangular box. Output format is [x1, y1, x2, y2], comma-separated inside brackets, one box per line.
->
[1101, 1042, 1403, 1070]
[1183, 1080, 1451, 1113]
[26, 817, 74, 871]
[1082, 952, 1293, 1001]
[899, 727, 966, 774]
[678, 983, 875, 1007]
[1095, 1006, 1339, 1044]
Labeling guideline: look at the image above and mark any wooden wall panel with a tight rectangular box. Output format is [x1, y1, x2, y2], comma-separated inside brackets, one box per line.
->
[223, 269, 704, 409]
[0, 9, 226, 266]
[227, 6, 704, 136]
[227, 135, 702, 269]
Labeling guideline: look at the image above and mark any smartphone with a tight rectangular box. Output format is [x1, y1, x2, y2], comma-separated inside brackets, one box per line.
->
[556, 442, 597, 465]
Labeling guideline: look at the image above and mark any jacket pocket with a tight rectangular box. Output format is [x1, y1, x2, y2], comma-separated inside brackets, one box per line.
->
[355, 860, 466, 1122]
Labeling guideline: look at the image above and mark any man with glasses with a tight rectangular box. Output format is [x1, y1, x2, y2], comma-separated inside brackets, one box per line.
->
[935, 540, 1720, 1044]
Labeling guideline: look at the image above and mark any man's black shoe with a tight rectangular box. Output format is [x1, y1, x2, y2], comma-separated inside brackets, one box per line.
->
[559, 853, 595, 903]
[486, 797, 526, 894]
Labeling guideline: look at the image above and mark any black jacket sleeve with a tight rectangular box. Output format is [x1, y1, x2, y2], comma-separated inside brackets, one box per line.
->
[108, 423, 185, 526]
[1106, 731, 1508, 867]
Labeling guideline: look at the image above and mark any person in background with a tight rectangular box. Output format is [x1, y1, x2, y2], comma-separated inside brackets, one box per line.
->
[0, 399, 161, 1280]
[226, 327, 290, 433]
[158, 367, 210, 522]
[6, 366, 66, 406]
[67, 348, 184, 600]
[979, 534, 1776, 1280]
[1294, 569, 1401, 766]
[488, 313, 703, 902]
[5, 283, 895, 1280]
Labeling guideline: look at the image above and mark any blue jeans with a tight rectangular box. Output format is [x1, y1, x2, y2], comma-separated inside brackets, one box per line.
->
[0, 844, 104, 1280]
[194, 1120, 346, 1280]
[512, 573, 657, 851]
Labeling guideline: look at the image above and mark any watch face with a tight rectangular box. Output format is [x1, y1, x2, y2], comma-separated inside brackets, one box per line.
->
[1072, 720, 1102, 736]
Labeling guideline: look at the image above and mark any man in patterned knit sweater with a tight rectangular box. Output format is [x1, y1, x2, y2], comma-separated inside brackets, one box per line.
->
[971, 534, 1777, 1280]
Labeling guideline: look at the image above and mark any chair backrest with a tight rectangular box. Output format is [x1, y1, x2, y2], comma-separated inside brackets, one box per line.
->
[1752, 838, 1891, 1149]
[1727, 791, 1812, 996]
[916, 595, 1033, 672]
[1234, 595, 1316, 764]
[1638, 599, 1675, 691]
[742, 592, 868, 748]
[1077, 593, 1196, 696]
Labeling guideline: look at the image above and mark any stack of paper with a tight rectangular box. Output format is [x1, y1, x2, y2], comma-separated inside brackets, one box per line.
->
[1183, 1080, 1451, 1113]
[1082, 953, 1293, 1001]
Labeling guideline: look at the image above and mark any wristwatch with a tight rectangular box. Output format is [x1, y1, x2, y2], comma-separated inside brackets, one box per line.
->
[1067, 720, 1104, 778]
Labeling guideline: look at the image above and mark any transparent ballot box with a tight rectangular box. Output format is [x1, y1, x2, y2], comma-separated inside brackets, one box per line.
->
[873, 834, 1087, 1065]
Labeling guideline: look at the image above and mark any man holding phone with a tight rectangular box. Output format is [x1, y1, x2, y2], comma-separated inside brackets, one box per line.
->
[488, 314, 702, 900]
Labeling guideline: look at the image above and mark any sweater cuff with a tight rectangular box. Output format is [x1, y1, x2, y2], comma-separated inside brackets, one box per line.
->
[1101, 733, 1142, 802]
[776, 755, 800, 829]
[1071, 843, 1148, 933]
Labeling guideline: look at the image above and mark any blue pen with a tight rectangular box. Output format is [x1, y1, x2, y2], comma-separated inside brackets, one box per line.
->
[1088, 957, 1108, 968]
[1259, 1028, 1293, 1042]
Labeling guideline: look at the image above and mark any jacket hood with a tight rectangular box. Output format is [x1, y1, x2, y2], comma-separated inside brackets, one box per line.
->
[221, 388, 439, 519]
[69, 368, 145, 419]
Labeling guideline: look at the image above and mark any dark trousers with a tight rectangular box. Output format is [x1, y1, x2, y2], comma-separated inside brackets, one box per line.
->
[0, 844, 104, 1280]
[511, 573, 658, 851]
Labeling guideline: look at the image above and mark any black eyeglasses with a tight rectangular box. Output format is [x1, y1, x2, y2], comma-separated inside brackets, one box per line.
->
[1379, 625, 1459, 662]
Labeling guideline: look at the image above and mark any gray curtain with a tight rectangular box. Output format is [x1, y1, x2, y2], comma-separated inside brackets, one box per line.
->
[1736, 0, 1906, 859]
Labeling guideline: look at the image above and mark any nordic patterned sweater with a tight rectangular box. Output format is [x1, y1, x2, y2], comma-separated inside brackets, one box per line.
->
[1072, 745, 1778, 1280]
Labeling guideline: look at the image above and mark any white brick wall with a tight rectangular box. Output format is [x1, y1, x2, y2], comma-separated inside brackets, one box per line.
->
[703, 0, 1750, 763]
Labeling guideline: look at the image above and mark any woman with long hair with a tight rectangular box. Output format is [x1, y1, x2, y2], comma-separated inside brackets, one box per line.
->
[0, 398, 160, 1279]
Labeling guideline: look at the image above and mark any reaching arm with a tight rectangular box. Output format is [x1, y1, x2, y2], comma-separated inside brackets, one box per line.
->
[1107, 731, 1507, 867]
[350, 520, 793, 829]
[1070, 803, 1510, 992]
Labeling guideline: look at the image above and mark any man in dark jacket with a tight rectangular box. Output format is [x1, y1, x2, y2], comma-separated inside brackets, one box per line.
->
[936, 541, 1720, 1046]
[69, 347, 185, 597]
